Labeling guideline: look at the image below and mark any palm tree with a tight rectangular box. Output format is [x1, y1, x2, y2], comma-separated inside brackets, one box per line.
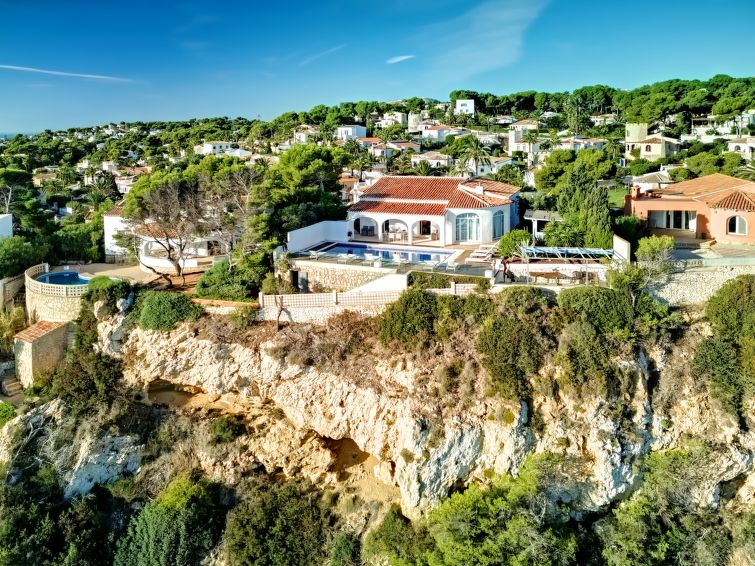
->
[735, 163, 755, 181]
[521, 129, 540, 165]
[458, 136, 491, 177]
[354, 153, 377, 181]
[603, 138, 623, 162]
[396, 151, 413, 174]
[413, 160, 435, 176]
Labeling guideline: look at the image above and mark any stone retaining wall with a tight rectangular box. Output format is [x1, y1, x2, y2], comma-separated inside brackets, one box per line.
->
[290, 260, 392, 292]
[26, 288, 82, 323]
[648, 265, 755, 305]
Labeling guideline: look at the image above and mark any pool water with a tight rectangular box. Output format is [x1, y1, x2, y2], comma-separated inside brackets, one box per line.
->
[36, 271, 92, 285]
[321, 243, 452, 264]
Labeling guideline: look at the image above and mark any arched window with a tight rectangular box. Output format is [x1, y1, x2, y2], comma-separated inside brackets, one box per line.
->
[645, 145, 652, 152]
[728, 216, 748, 235]
[734, 145, 742, 151]
[492, 210, 505, 239]
[455, 213, 480, 242]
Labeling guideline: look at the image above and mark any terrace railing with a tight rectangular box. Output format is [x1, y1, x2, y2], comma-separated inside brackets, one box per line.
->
[24, 263, 89, 298]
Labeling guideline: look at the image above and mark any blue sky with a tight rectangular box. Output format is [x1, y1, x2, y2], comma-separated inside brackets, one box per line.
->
[1, 0, 754, 132]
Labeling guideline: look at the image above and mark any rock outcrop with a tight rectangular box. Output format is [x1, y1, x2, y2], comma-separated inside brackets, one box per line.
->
[109, 316, 755, 517]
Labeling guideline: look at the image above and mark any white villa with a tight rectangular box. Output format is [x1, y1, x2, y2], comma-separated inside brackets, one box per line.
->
[347, 176, 520, 246]
[336, 125, 367, 141]
[103, 202, 229, 272]
[193, 141, 231, 155]
[454, 99, 475, 116]
[410, 151, 454, 168]
[728, 137, 755, 161]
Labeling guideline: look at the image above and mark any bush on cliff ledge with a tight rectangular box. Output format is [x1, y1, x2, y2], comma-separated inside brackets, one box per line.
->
[138, 291, 203, 331]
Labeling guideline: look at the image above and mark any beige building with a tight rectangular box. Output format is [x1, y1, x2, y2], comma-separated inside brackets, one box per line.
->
[637, 136, 682, 161]
[14, 321, 69, 388]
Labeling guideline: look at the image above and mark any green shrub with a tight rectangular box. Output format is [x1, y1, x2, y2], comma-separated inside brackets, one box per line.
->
[705, 275, 755, 344]
[0, 401, 15, 427]
[379, 288, 438, 348]
[195, 255, 269, 301]
[229, 306, 258, 329]
[208, 414, 245, 445]
[691, 338, 744, 416]
[329, 531, 361, 566]
[498, 229, 532, 258]
[408, 271, 485, 289]
[558, 286, 633, 335]
[224, 482, 327, 566]
[362, 505, 429, 565]
[498, 286, 551, 314]
[51, 351, 121, 420]
[556, 322, 614, 396]
[0, 306, 26, 356]
[115, 474, 223, 566]
[636, 234, 675, 263]
[85, 276, 130, 307]
[138, 292, 203, 331]
[477, 313, 544, 400]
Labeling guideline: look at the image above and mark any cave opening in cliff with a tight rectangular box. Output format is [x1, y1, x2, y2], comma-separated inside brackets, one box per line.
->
[322, 437, 371, 479]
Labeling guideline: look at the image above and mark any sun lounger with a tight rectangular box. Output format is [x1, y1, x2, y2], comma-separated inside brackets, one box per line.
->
[445, 261, 458, 272]
[337, 253, 358, 263]
[465, 252, 492, 264]
[309, 250, 325, 260]
[363, 253, 379, 264]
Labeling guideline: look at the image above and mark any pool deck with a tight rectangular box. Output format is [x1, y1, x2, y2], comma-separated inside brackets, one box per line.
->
[50, 263, 158, 284]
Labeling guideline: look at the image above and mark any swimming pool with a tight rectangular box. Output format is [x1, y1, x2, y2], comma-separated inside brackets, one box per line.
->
[36, 271, 92, 285]
[319, 242, 452, 264]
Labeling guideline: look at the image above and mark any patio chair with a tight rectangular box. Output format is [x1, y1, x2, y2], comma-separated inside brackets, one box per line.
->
[337, 253, 357, 263]
[392, 254, 408, 267]
[445, 261, 459, 272]
[464, 252, 492, 264]
[308, 250, 322, 260]
[363, 253, 378, 264]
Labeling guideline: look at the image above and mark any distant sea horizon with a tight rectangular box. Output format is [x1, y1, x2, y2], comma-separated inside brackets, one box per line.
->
[0, 132, 35, 139]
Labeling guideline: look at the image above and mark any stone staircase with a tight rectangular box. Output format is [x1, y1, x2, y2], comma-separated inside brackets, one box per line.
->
[1, 374, 22, 397]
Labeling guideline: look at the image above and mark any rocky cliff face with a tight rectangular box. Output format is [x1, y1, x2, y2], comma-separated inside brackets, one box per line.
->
[100, 311, 755, 517]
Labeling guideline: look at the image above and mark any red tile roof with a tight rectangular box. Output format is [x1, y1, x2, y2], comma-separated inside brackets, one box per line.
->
[104, 201, 125, 217]
[710, 190, 755, 212]
[349, 201, 446, 216]
[15, 321, 67, 343]
[356, 176, 517, 212]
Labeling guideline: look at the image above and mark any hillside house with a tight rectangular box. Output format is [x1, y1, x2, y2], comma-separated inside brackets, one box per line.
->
[336, 125, 367, 141]
[454, 99, 475, 116]
[624, 173, 755, 245]
[348, 176, 520, 245]
[193, 141, 231, 155]
[728, 137, 755, 161]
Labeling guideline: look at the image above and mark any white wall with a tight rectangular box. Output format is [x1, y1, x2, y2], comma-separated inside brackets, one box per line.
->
[0, 214, 12, 239]
[287, 220, 349, 252]
[104, 215, 129, 256]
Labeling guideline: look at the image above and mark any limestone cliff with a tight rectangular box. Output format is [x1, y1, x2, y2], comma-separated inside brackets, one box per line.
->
[98, 310, 755, 517]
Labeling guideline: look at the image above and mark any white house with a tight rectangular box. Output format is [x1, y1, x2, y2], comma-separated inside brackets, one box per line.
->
[467, 155, 516, 177]
[377, 111, 407, 128]
[194, 141, 231, 155]
[115, 176, 136, 194]
[101, 161, 119, 173]
[630, 170, 674, 193]
[336, 125, 367, 141]
[454, 99, 475, 116]
[591, 113, 617, 126]
[728, 137, 755, 161]
[294, 125, 319, 145]
[422, 126, 469, 143]
[347, 176, 520, 246]
[103, 202, 129, 260]
[102, 201, 230, 271]
[555, 136, 607, 151]
[410, 151, 454, 169]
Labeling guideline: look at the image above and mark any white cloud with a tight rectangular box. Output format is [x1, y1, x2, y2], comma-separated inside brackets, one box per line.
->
[386, 55, 415, 64]
[418, 0, 549, 81]
[299, 45, 346, 66]
[0, 64, 132, 82]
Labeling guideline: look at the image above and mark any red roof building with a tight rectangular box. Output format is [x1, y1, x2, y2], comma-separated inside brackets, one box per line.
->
[347, 176, 520, 245]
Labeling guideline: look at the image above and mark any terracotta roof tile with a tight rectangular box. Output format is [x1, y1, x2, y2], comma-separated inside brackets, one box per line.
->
[15, 321, 67, 343]
[104, 201, 125, 217]
[349, 201, 446, 216]
[710, 190, 755, 212]
[654, 173, 755, 199]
